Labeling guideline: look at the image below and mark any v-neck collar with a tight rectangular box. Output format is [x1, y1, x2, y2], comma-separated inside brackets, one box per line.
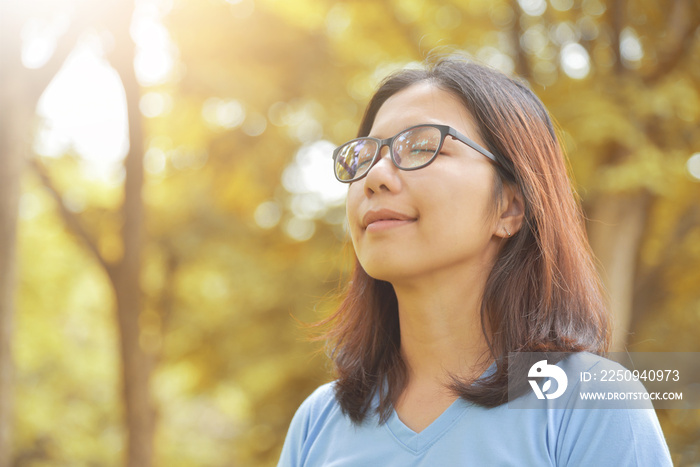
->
[383, 362, 496, 454]
[385, 397, 469, 453]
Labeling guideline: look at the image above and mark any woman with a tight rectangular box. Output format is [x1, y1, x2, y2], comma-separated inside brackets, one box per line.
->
[278, 57, 671, 466]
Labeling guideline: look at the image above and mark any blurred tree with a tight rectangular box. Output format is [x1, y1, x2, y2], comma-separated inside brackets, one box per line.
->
[155, 0, 700, 464]
[2, 0, 154, 465]
[534, 0, 700, 350]
[0, 1, 83, 463]
[5, 0, 700, 465]
[0, 3, 23, 461]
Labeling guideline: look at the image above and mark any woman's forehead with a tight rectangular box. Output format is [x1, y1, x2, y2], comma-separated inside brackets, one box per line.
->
[370, 82, 479, 138]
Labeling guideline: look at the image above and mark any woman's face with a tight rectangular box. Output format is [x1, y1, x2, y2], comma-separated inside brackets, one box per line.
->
[346, 82, 506, 285]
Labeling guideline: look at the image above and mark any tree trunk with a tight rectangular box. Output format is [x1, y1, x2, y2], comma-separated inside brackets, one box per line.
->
[109, 1, 154, 464]
[0, 109, 23, 467]
[0, 3, 31, 463]
[587, 191, 650, 351]
[0, 132, 22, 467]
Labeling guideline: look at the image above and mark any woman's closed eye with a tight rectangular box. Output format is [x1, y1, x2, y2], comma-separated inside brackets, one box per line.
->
[409, 147, 437, 155]
[357, 157, 373, 169]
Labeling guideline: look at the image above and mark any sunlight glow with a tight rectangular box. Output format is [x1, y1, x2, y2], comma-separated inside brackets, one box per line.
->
[325, 3, 351, 37]
[687, 153, 700, 181]
[284, 217, 316, 242]
[521, 25, 548, 55]
[140, 92, 173, 118]
[132, 2, 177, 85]
[202, 98, 246, 129]
[282, 140, 347, 239]
[254, 201, 283, 229]
[31, 0, 177, 180]
[620, 27, 644, 65]
[550, 0, 574, 11]
[21, 14, 71, 68]
[242, 113, 267, 137]
[283, 141, 347, 207]
[476, 47, 515, 75]
[144, 147, 167, 174]
[517, 0, 546, 16]
[35, 37, 129, 178]
[552, 22, 578, 45]
[560, 42, 590, 79]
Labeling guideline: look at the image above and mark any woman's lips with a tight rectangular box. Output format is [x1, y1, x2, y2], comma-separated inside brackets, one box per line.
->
[365, 219, 416, 232]
[362, 209, 417, 232]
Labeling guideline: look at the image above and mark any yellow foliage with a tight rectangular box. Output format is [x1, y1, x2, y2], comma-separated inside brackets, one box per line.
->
[9, 0, 700, 465]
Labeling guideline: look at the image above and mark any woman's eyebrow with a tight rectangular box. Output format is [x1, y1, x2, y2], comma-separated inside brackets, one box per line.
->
[368, 122, 447, 139]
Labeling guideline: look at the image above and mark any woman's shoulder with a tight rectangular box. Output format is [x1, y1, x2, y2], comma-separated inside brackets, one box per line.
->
[295, 381, 339, 419]
[278, 381, 345, 466]
[550, 352, 673, 466]
[283, 381, 343, 440]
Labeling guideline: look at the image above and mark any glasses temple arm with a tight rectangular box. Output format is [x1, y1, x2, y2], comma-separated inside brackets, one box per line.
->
[448, 128, 500, 164]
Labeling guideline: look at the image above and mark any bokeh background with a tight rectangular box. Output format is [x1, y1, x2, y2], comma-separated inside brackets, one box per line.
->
[1, 0, 699, 465]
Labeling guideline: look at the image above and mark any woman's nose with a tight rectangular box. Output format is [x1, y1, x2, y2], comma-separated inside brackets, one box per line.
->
[362, 146, 402, 196]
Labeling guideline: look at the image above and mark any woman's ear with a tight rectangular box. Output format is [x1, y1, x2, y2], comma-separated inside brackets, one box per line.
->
[496, 184, 524, 238]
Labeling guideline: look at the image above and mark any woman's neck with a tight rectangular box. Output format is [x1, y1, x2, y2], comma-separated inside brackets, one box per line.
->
[390, 265, 493, 432]
[393, 264, 492, 386]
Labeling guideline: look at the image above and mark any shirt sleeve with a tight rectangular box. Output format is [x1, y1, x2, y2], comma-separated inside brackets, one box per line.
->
[555, 405, 672, 466]
[277, 383, 335, 467]
[554, 359, 672, 467]
[278, 396, 313, 467]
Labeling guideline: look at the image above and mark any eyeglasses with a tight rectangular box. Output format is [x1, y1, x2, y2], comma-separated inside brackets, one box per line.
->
[332, 123, 500, 183]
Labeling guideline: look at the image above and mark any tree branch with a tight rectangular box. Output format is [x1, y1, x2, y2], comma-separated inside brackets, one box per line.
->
[643, 0, 699, 85]
[26, 12, 96, 106]
[509, 0, 532, 80]
[631, 202, 700, 334]
[608, 0, 626, 75]
[27, 34, 79, 104]
[28, 158, 117, 283]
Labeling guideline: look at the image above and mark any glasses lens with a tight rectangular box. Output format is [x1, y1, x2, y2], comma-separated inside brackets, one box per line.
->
[393, 126, 442, 169]
[334, 139, 378, 181]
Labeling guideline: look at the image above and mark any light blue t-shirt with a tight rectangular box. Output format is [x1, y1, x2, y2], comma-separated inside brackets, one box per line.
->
[278, 353, 672, 466]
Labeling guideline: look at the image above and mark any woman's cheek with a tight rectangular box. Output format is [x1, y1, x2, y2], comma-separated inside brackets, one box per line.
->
[344, 188, 360, 243]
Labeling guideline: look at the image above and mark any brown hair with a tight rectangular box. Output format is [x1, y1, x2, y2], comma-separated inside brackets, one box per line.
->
[320, 57, 610, 424]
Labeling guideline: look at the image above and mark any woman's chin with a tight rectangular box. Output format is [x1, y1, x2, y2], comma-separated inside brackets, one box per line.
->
[360, 261, 419, 286]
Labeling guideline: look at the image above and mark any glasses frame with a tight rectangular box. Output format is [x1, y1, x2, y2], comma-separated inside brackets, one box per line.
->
[332, 123, 500, 183]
